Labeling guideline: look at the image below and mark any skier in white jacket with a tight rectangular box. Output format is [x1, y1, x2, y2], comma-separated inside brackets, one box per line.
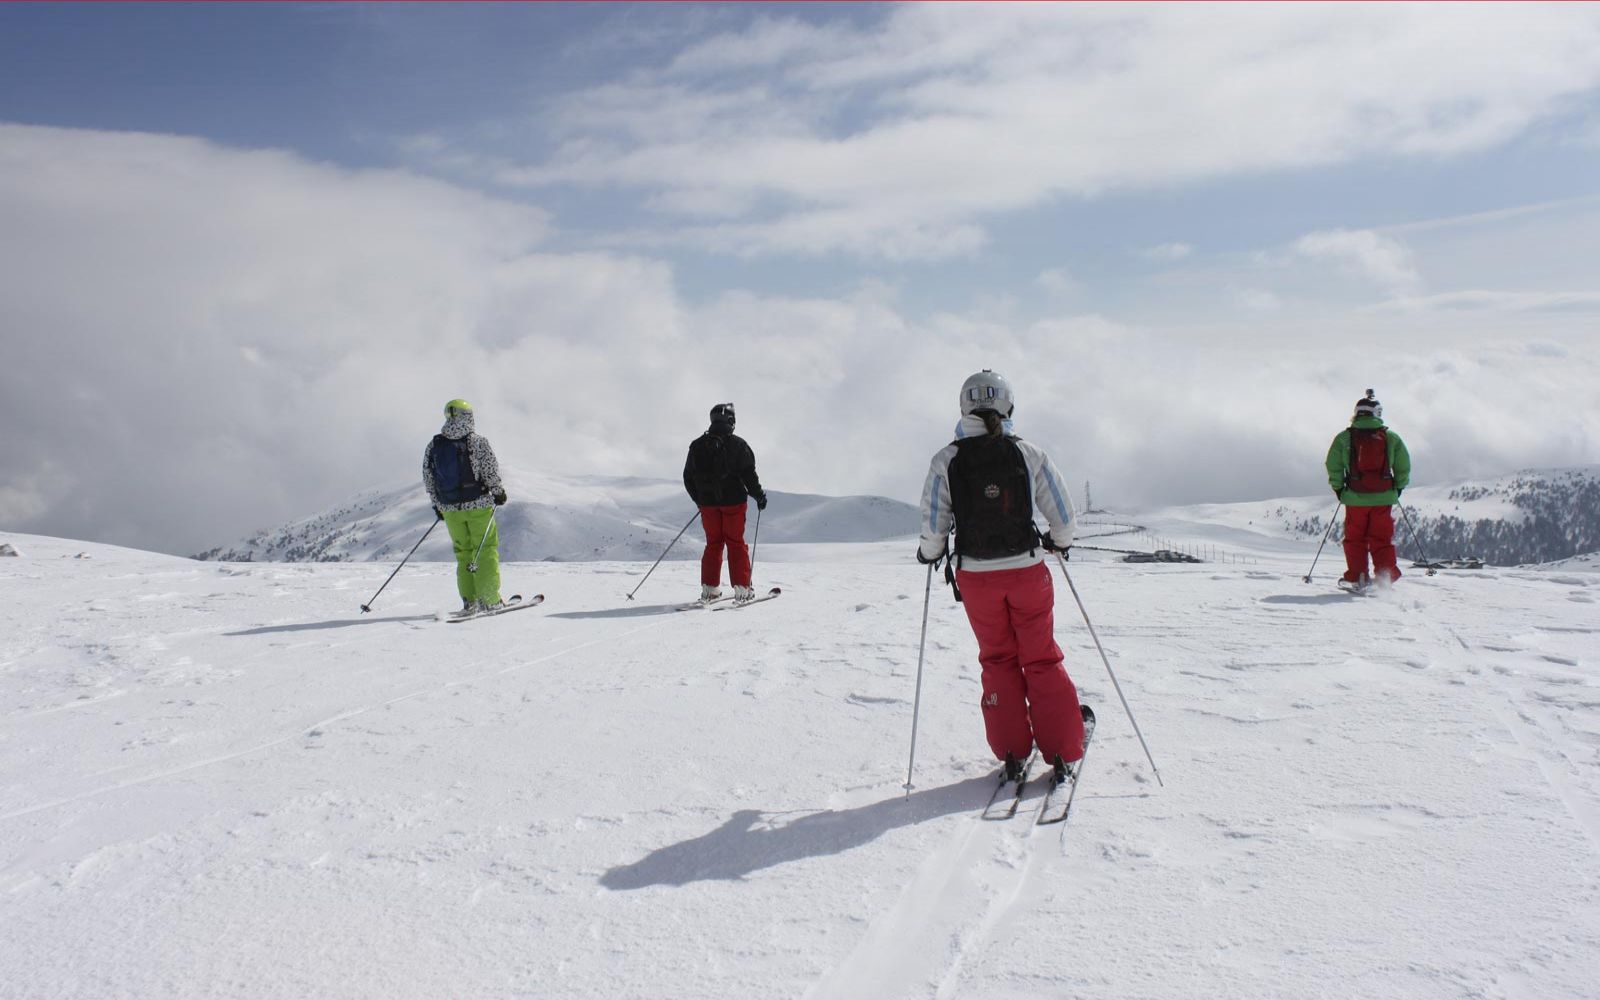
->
[917, 370, 1087, 783]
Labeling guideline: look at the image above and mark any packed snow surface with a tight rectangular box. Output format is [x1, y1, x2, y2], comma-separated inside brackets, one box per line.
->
[3, 517, 1598, 999]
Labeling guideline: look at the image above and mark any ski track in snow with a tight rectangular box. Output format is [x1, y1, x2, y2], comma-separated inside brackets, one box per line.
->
[2, 531, 1599, 999]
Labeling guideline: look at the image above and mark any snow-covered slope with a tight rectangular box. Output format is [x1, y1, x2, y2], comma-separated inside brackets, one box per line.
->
[196, 471, 919, 563]
[4, 521, 1597, 1000]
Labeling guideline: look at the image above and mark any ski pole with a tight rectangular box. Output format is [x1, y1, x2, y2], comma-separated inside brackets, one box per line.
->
[626, 510, 702, 600]
[1054, 552, 1164, 787]
[904, 560, 935, 797]
[1396, 502, 1438, 577]
[1302, 499, 1342, 584]
[359, 516, 441, 613]
[467, 508, 497, 574]
[750, 503, 762, 576]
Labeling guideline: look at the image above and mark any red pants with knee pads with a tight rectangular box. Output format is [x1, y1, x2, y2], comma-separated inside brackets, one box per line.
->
[955, 562, 1085, 765]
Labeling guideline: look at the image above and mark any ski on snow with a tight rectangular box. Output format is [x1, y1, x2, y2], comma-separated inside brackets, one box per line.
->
[710, 587, 782, 610]
[443, 593, 544, 623]
[1036, 704, 1096, 826]
[981, 751, 1037, 821]
[676, 596, 734, 611]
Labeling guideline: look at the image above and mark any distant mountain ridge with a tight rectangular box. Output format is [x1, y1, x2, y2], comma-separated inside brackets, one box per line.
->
[195, 472, 918, 563]
[197, 467, 1599, 568]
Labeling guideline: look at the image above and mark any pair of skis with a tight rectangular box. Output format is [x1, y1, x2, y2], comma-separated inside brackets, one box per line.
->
[675, 587, 782, 612]
[442, 586, 778, 622]
[980, 704, 1096, 826]
[441, 593, 544, 623]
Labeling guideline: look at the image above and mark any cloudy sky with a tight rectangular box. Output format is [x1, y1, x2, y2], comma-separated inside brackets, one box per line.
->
[3, 3, 1600, 556]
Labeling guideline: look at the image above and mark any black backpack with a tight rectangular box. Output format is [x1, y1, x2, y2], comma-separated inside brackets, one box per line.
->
[689, 434, 733, 495]
[948, 435, 1037, 562]
[430, 435, 486, 504]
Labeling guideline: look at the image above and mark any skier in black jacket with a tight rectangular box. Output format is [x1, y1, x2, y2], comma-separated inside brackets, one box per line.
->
[683, 403, 767, 603]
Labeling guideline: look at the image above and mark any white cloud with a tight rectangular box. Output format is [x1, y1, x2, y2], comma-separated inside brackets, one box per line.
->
[1375, 289, 1600, 313]
[1293, 228, 1421, 293]
[1035, 267, 1080, 297]
[3, 124, 1599, 554]
[1139, 243, 1194, 263]
[429, 4, 1600, 260]
[1234, 288, 1282, 312]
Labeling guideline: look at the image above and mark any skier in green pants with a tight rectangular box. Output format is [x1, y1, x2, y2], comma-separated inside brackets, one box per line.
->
[422, 399, 507, 615]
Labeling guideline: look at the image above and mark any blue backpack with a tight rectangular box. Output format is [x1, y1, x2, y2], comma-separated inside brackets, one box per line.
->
[430, 435, 486, 504]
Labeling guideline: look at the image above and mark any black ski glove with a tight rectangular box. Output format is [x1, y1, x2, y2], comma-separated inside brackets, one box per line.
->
[916, 546, 944, 566]
[1394, 489, 1403, 501]
[755, 493, 768, 511]
[492, 488, 508, 506]
[434, 506, 445, 521]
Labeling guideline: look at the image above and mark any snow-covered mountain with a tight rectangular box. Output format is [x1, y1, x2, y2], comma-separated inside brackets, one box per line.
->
[1135, 466, 1600, 567]
[196, 471, 919, 563]
[4, 512, 1597, 1000]
[198, 466, 1600, 569]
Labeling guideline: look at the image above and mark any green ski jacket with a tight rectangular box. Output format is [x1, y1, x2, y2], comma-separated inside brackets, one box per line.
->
[1326, 415, 1411, 506]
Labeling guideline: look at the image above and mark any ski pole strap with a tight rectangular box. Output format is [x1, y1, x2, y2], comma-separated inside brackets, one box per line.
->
[943, 557, 962, 602]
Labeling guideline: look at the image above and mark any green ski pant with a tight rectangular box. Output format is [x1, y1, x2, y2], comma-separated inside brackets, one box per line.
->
[442, 507, 501, 606]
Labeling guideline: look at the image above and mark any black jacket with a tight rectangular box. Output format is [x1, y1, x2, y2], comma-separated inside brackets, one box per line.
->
[683, 423, 765, 507]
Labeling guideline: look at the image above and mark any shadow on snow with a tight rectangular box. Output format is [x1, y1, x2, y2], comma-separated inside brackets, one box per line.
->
[600, 774, 993, 890]
[225, 614, 436, 636]
[546, 603, 684, 621]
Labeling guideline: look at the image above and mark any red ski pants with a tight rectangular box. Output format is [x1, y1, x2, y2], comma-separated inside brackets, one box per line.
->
[1342, 505, 1401, 583]
[955, 562, 1085, 765]
[700, 504, 752, 587]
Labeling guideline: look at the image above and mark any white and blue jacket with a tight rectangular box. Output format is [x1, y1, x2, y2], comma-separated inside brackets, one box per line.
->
[917, 414, 1077, 572]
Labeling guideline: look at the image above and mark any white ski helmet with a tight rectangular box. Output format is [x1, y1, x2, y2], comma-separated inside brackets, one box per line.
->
[959, 370, 1015, 417]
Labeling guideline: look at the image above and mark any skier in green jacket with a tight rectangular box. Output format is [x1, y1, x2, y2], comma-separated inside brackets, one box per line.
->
[1325, 391, 1411, 589]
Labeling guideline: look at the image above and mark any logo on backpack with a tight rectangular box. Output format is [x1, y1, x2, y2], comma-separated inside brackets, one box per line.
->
[1345, 427, 1393, 493]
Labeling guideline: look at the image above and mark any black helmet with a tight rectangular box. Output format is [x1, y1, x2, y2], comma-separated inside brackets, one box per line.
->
[709, 402, 736, 428]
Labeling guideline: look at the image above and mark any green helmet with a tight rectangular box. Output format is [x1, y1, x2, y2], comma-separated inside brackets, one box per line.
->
[444, 398, 473, 415]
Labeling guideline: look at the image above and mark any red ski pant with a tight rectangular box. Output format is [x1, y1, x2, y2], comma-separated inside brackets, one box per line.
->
[1342, 504, 1401, 583]
[700, 504, 752, 587]
[955, 562, 1085, 765]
